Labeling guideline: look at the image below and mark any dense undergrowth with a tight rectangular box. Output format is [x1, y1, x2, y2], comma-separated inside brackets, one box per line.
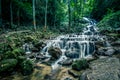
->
[97, 11, 120, 32]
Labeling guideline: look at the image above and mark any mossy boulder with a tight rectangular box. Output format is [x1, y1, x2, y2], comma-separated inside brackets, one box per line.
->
[0, 59, 18, 73]
[72, 59, 89, 71]
[20, 60, 33, 75]
[48, 47, 62, 60]
[34, 41, 46, 51]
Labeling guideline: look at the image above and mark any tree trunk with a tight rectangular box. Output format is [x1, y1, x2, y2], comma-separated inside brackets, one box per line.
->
[68, 0, 71, 32]
[44, 0, 48, 32]
[32, 0, 36, 31]
[0, 0, 2, 27]
[54, 14, 56, 29]
[10, 1, 13, 27]
[81, 0, 84, 17]
[73, 0, 77, 26]
[17, 8, 20, 26]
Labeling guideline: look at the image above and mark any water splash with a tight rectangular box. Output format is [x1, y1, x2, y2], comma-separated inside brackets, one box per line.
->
[40, 17, 102, 70]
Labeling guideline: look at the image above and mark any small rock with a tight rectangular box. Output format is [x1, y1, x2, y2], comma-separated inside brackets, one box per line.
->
[111, 41, 120, 47]
[31, 47, 39, 52]
[64, 77, 73, 80]
[58, 58, 73, 66]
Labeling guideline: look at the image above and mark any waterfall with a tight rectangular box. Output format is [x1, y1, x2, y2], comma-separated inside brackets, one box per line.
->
[40, 17, 101, 70]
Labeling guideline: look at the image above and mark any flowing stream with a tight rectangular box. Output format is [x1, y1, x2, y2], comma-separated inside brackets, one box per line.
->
[23, 17, 110, 70]
[41, 17, 103, 70]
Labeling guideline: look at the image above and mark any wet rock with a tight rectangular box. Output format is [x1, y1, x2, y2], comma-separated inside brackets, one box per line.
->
[48, 47, 62, 60]
[68, 70, 79, 78]
[81, 57, 120, 80]
[114, 47, 120, 53]
[29, 54, 35, 59]
[34, 41, 46, 50]
[95, 41, 104, 48]
[44, 74, 51, 80]
[111, 40, 120, 47]
[58, 58, 73, 66]
[116, 28, 120, 33]
[84, 31, 92, 35]
[36, 55, 49, 60]
[65, 51, 79, 58]
[97, 47, 115, 56]
[64, 77, 73, 80]
[31, 47, 39, 52]
[36, 56, 41, 60]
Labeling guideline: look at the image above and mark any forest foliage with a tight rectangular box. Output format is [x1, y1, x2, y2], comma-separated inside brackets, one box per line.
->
[0, 0, 120, 32]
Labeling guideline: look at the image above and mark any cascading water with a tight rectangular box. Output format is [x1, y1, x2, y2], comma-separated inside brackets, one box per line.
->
[40, 17, 102, 70]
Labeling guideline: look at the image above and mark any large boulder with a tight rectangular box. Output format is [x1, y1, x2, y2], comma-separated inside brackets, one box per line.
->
[65, 51, 79, 58]
[114, 47, 120, 53]
[34, 41, 46, 51]
[80, 57, 120, 80]
[48, 47, 62, 60]
[0, 59, 18, 73]
[95, 41, 104, 48]
[97, 47, 115, 56]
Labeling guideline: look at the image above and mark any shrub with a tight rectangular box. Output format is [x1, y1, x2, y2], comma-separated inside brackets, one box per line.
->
[12, 48, 25, 58]
[20, 60, 33, 75]
[0, 59, 18, 73]
[97, 11, 120, 32]
[72, 59, 89, 71]
[4, 48, 25, 59]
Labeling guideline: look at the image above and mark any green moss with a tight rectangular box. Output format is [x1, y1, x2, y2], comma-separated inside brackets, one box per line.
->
[72, 59, 89, 71]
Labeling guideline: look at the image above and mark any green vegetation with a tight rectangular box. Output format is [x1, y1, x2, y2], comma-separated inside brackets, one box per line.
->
[0, 0, 120, 79]
[97, 11, 120, 32]
[0, 40, 33, 76]
[72, 59, 89, 71]
[20, 60, 33, 75]
[0, 59, 18, 73]
[91, 0, 120, 21]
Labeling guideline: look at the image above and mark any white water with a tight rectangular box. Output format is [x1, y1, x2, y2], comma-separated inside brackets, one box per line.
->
[40, 17, 102, 70]
[23, 17, 109, 70]
[23, 17, 110, 70]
